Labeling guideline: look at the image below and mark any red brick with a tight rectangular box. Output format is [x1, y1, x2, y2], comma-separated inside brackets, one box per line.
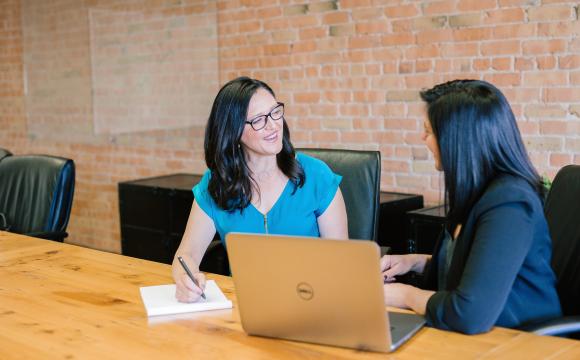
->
[353, 118, 382, 130]
[340, 0, 372, 8]
[550, 153, 572, 168]
[515, 57, 534, 71]
[371, 103, 405, 117]
[384, 4, 419, 18]
[449, 13, 482, 28]
[559, 55, 580, 70]
[473, 58, 491, 71]
[405, 74, 441, 89]
[356, 21, 389, 34]
[381, 34, 415, 46]
[457, 0, 497, 11]
[404, 44, 440, 59]
[341, 131, 371, 143]
[413, 16, 447, 31]
[384, 118, 419, 131]
[524, 105, 567, 118]
[523, 72, 568, 86]
[323, 91, 352, 103]
[264, 44, 290, 56]
[257, 7, 282, 18]
[538, 22, 580, 37]
[308, 1, 339, 13]
[545, 88, 580, 102]
[292, 40, 317, 53]
[288, 15, 319, 28]
[485, 8, 525, 24]
[322, 12, 349, 25]
[440, 43, 479, 57]
[528, 5, 575, 21]
[353, 91, 384, 102]
[423, 1, 456, 15]
[417, 29, 453, 45]
[352, 8, 382, 21]
[312, 130, 339, 142]
[238, 21, 262, 33]
[382, 160, 410, 172]
[492, 24, 535, 39]
[299, 27, 326, 40]
[339, 104, 369, 116]
[481, 40, 520, 56]
[491, 57, 512, 71]
[348, 35, 381, 48]
[537, 56, 557, 70]
[483, 73, 521, 87]
[523, 40, 567, 55]
[541, 121, 569, 135]
[453, 27, 493, 41]
[294, 92, 321, 103]
[416, 60, 433, 73]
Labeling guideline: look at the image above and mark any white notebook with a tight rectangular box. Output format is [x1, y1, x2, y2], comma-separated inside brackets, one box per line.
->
[140, 280, 232, 317]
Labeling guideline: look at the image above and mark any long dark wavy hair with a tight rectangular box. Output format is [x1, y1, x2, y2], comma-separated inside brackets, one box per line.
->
[204, 77, 305, 212]
[420, 80, 544, 230]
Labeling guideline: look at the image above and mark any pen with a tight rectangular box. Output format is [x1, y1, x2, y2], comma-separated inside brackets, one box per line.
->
[177, 256, 206, 300]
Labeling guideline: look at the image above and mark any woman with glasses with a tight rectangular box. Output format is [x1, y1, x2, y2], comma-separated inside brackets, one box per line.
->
[173, 77, 348, 302]
[379, 80, 561, 334]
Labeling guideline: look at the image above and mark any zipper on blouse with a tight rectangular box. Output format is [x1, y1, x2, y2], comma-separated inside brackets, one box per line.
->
[263, 213, 269, 234]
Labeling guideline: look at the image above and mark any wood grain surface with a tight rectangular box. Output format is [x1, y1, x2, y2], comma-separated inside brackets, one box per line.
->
[0, 232, 578, 359]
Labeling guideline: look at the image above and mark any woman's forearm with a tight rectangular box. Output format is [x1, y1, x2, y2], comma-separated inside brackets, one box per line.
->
[406, 286, 435, 315]
[411, 254, 432, 273]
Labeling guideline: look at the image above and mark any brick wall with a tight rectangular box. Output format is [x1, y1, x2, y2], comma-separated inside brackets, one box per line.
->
[1, 0, 579, 252]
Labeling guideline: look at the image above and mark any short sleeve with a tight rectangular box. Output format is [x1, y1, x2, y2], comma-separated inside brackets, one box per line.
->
[297, 153, 342, 217]
[192, 170, 215, 219]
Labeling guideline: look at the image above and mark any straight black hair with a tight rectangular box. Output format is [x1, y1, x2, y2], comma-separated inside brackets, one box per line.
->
[420, 80, 544, 229]
[204, 76, 305, 212]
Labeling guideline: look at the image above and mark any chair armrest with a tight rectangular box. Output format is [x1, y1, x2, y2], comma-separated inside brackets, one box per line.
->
[24, 231, 68, 242]
[380, 246, 391, 257]
[200, 239, 229, 276]
[520, 316, 580, 337]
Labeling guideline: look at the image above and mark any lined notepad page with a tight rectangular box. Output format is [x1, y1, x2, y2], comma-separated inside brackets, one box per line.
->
[140, 280, 232, 317]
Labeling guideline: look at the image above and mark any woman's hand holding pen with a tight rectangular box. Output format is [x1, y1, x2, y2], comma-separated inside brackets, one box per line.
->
[173, 256, 207, 303]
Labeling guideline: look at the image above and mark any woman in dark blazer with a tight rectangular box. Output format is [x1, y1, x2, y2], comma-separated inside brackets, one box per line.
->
[381, 80, 562, 334]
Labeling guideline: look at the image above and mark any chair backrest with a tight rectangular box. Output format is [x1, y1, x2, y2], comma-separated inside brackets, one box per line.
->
[0, 148, 12, 161]
[544, 165, 580, 317]
[298, 148, 381, 241]
[0, 155, 75, 238]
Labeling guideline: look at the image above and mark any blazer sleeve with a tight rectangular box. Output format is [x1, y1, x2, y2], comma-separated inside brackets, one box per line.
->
[425, 195, 536, 334]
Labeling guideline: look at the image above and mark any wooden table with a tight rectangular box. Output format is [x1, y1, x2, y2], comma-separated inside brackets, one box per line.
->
[1, 232, 578, 359]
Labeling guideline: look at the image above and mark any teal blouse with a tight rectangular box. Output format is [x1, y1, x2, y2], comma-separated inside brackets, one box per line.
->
[193, 153, 342, 244]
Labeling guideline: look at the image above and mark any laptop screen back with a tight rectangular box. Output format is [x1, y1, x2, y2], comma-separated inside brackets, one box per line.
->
[226, 233, 392, 352]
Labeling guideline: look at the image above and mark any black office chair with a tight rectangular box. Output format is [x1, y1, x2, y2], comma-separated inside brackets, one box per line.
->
[0, 155, 75, 242]
[298, 148, 381, 241]
[200, 239, 229, 275]
[0, 147, 11, 161]
[523, 165, 580, 337]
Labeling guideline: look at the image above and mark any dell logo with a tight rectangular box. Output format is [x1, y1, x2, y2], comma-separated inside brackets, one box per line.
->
[296, 282, 314, 300]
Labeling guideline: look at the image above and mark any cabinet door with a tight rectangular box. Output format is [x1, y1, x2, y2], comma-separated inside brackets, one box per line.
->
[119, 185, 171, 261]
[119, 185, 170, 230]
[121, 226, 170, 264]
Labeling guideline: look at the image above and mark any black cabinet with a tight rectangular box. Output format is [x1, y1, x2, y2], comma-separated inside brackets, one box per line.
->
[378, 192, 424, 254]
[119, 174, 201, 265]
[406, 205, 446, 254]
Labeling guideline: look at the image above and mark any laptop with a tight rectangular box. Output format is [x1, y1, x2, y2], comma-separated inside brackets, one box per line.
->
[226, 233, 425, 353]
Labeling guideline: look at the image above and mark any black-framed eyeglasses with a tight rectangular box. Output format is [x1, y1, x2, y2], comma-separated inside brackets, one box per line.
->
[245, 102, 284, 131]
